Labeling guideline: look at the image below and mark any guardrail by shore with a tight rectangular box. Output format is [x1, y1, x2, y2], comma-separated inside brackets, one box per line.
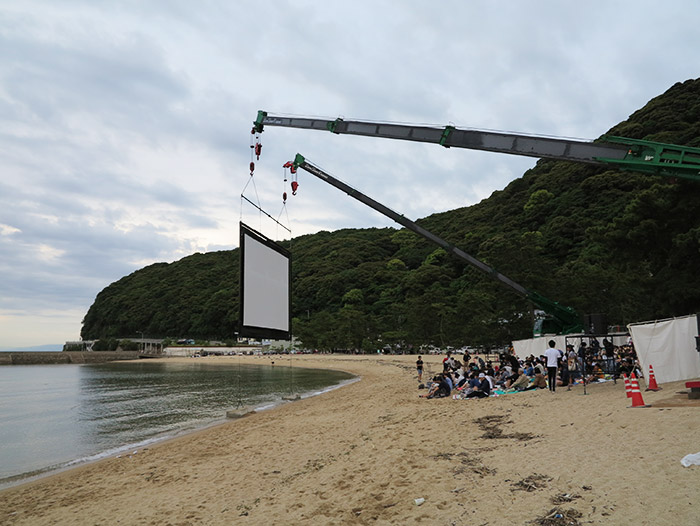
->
[0, 351, 143, 365]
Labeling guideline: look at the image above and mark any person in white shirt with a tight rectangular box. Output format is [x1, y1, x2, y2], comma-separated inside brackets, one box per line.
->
[544, 340, 563, 392]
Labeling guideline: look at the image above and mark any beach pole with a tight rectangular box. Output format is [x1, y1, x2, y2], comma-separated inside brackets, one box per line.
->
[235, 351, 244, 409]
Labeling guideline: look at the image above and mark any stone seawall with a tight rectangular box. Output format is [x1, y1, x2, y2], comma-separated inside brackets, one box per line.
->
[0, 351, 142, 365]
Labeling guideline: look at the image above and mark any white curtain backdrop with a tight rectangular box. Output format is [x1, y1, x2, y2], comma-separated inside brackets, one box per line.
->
[628, 314, 700, 384]
[512, 317, 700, 385]
[512, 335, 568, 360]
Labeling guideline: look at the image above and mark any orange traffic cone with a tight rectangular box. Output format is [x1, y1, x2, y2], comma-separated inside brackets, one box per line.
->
[623, 373, 632, 398]
[645, 364, 661, 392]
[629, 374, 651, 408]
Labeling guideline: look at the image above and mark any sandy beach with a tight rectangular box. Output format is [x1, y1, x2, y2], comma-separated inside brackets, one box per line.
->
[1, 353, 698, 525]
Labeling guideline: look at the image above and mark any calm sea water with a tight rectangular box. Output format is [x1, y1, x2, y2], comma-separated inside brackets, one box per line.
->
[0, 360, 355, 488]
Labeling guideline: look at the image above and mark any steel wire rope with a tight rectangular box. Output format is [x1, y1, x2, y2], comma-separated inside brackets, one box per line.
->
[240, 170, 264, 232]
[238, 139, 296, 400]
[278, 164, 294, 396]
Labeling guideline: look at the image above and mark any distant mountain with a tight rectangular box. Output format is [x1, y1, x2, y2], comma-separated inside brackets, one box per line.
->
[81, 79, 700, 350]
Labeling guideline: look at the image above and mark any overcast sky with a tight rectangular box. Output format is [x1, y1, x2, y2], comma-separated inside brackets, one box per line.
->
[2, 1, 699, 348]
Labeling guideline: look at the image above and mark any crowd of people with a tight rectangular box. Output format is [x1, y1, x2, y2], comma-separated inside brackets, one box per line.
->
[418, 338, 642, 400]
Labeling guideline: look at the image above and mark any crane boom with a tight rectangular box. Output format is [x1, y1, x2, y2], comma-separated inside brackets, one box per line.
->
[255, 111, 700, 181]
[291, 154, 582, 335]
[256, 110, 700, 335]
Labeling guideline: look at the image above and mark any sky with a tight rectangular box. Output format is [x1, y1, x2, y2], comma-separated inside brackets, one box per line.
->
[2, 1, 700, 348]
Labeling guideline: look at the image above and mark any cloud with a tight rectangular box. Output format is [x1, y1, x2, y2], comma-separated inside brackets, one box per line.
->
[2, 0, 700, 346]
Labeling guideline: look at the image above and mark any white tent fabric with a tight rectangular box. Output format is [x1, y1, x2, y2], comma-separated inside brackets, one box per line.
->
[512, 335, 568, 360]
[513, 334, 629, 360]
[628, 314, 700, 384]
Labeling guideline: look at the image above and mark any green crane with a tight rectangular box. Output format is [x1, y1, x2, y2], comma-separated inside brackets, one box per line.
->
[255, 111, 700, 334]
[288, 153, 581, 335]
[255, 111, 700, 181]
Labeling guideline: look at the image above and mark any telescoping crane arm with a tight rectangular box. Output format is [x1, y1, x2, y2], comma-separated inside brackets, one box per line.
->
[290, 153, 582, 335]
[255, 111, 700, 181]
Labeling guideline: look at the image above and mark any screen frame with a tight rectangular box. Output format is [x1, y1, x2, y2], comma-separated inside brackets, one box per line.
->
[238, 222, 292, 340]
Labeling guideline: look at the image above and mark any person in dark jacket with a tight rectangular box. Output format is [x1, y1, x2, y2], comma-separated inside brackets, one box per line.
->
[466, 373, 491, 398]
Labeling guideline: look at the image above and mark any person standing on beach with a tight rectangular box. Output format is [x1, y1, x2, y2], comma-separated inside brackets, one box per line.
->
[442, 351, 453, 372]
[503, 349, 521, 378]
[603, 338, 615, 374]
[577, 341, 588, 380]
[416, 355, 424, 383]
[544, 340, 562, 392]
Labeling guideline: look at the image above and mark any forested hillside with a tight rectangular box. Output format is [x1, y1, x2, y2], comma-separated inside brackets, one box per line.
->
[81, 79, 700, 350]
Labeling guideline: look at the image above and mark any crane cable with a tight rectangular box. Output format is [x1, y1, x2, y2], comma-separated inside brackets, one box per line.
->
[240, 126, 291, 236]
[240, 125, 298, 369]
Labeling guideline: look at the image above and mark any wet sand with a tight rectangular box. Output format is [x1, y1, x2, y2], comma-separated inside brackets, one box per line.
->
[1, 354, 698, 525]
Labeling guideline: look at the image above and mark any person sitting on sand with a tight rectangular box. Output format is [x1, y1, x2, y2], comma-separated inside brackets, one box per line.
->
[453, 369, 467, 389]
[534, 360, 546, 376]
[617, 357, 634, 378]
[464, 359, 476, 375]
[465, 373, 491, 398]
[422, 373, 451, 399]
[444, 371, 454, 391]
[585, 364, 605, 384]
[421, 377, 438, 398]
[505, 351, 521, 377]
[557, 360, 570, 388]
[506, 369, 531, 392]
[494, 366, 511, 387]
[459, 372, 478, 395]
[485, 373, 496, 391]
[504, 367, 522, 389]
[524, 371, 547, 390]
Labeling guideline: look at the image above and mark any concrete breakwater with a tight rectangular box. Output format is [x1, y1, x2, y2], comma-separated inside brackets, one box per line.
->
[0, 351, 142, 365]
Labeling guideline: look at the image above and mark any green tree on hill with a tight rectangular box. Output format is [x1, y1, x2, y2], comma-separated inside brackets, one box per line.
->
[82, 79, 700, 350]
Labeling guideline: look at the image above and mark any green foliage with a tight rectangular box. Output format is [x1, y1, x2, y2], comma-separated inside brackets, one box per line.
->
[424, 248, 448, 266]
[82, 250, 239, 341]
[119, 339, 140, 351]
[523, 189, 555, 222]
[386, 258, 407, 271]
[93, 338, 119, 351]
[82, 79, 700, 348]
[342, 288, 365, 306]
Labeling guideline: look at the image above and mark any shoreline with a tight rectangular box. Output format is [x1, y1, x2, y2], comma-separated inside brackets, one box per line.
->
[0, 356, 359, 491]
[0, 350, 142, 365]
[1, 354, 699, 525]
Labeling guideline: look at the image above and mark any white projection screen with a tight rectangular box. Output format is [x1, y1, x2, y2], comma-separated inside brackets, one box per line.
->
[239, 222, 291, 340]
